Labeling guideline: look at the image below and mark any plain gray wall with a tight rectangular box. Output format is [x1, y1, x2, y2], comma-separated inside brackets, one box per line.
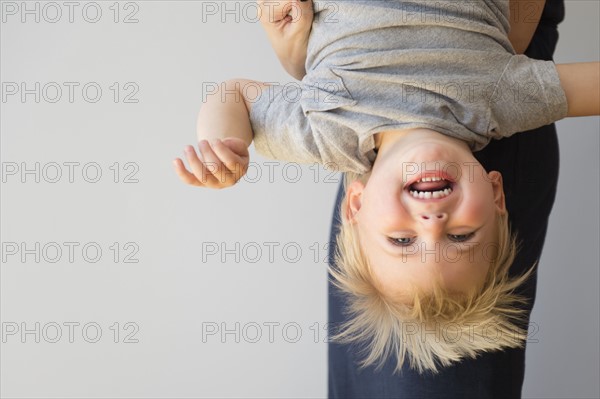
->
[0, 1, 597, 398]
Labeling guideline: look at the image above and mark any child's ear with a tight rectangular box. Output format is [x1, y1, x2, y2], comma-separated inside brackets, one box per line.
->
[488, 171, 507, 215]
[345, 180, 365, 224]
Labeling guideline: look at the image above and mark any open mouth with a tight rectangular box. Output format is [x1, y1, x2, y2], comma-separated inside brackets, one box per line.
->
[408, 176, 454, 199]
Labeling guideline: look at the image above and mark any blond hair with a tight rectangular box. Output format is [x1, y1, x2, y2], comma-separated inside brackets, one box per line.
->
[328, 172, 536, 374]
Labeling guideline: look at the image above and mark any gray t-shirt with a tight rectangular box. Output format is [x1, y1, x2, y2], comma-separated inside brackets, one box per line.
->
[249, 0, 568, 174]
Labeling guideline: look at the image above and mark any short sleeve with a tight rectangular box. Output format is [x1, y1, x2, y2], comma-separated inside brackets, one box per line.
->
[249, 84, 319, 164]
[487, 55, 568, 138]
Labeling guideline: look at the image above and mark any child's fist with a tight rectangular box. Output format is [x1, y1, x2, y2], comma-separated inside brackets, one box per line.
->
[258, 0, 313, 34]
[173, 137, 250, 189]
[257, 0, 314, 80]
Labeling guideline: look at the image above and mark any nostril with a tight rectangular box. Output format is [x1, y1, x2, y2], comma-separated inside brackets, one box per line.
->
[420, 214, 447, 221]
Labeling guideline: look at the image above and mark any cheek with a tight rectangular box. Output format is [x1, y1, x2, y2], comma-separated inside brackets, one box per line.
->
[365, 191, 410, 224]
[460, 186, 496, 222]
[455, 198, 496, 226]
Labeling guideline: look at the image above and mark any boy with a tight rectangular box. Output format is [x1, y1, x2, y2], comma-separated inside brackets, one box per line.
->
[328, 2, 572, 394]
[173, 0, 599, 373]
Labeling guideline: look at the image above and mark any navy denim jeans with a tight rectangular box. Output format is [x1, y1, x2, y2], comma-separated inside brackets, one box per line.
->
[327, 1, 565, 397]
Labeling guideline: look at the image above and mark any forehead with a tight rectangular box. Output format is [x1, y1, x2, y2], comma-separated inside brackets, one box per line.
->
[374, 259, 490, 299]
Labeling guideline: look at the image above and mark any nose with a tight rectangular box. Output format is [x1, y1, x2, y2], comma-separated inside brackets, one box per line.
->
[417, 212, 448, 235]
[419, 212, 447, 222]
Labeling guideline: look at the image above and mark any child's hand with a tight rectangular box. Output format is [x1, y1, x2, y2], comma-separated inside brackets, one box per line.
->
[258, 0, 313, 33]
[258, 0, 314, 80]
[173, 137, 250, 189]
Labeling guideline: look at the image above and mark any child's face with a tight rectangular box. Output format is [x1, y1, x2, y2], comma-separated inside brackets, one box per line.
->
[346, 129, 506, 299]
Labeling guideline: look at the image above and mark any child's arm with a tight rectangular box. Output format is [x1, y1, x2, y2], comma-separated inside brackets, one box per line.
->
[508, 0, 546, 54]
[488, 59, 599, 138]
[173, 79, 270, 189]
[257, 0, 314, 80]
[556, 62, 600, 117]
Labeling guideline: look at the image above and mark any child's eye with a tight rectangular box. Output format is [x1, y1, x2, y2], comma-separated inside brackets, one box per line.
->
[388, 237, 415, 246]
[448, 233, 475, 242]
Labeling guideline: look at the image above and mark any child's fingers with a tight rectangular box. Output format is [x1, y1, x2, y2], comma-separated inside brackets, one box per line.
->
[293, 0, 313, 23]
[184, 144, 217, 186]
[221, 137, 250, 157]
[172, 157, 201, 186]
[198, 140, 231, 186]
[211, 139, 247, 176]
[258, 0, 290, 24]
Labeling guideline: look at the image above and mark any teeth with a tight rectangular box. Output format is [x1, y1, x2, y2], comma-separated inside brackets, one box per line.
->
[418, 176, 443, 183]
[409, 187, 453, 199]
